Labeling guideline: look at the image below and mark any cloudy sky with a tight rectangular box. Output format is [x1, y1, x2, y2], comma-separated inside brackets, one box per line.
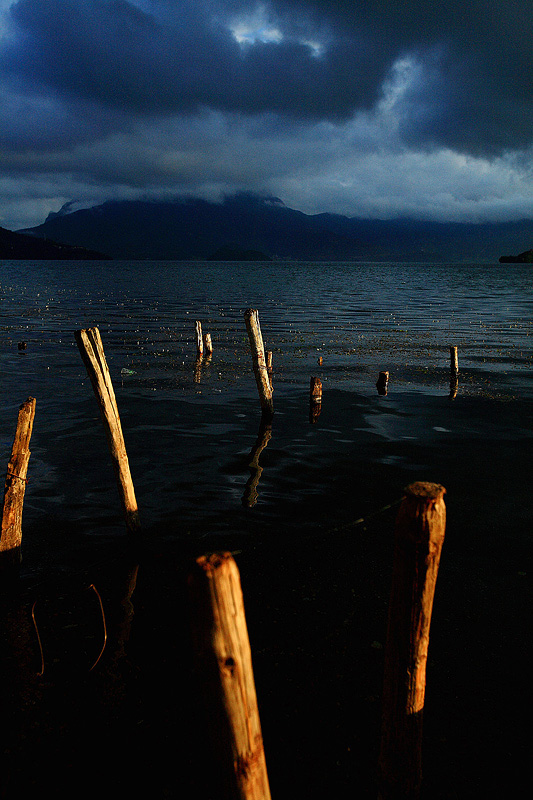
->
[1, 0, 532, 230]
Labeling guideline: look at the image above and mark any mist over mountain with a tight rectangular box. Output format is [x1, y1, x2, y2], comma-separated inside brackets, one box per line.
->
[20, 194, 533, 262]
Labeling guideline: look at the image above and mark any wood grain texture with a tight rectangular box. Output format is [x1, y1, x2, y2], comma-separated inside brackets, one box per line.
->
[188, 552, 271, 800]
[378, 482, 446, 800]
[75, 327, 140, 533]
[244, 309, 274, 418]
[1, 397, 36, 568]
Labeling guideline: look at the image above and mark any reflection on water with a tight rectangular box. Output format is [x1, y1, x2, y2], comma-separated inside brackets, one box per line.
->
[242, 417, 272, 508]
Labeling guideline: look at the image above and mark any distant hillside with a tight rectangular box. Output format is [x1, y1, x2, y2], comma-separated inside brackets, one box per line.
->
[499, 249, 533, 263]
[19, 194, 533, 262]
[0, 225, 110, 260]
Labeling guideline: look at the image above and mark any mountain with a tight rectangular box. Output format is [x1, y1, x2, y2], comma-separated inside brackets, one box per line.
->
[0, 225, 110, 260]
[499, 249, 533, 263]
[19, 194, 533, 262]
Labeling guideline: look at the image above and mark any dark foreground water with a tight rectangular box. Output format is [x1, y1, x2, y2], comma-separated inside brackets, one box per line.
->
[1, 259, 532, 798]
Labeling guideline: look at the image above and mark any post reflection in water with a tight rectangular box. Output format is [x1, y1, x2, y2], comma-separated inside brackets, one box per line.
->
[449, 375, 459, 400]
[193, 353, 212, 384]
[242, 416, 273, 508]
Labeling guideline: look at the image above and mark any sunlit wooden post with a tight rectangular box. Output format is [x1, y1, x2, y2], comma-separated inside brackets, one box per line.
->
[449, 346, 459, 399]
[1, 397, 36, 570]
[449, 346, 458, 378]
[378, 482, 446, 800]
[244, 309, 274, 418]
[75, 327, 140, 534]
[196, 321, 204, 358]
[188, 552, 271, 800]
[203, 332, 213, 357]
[266, 351, 273, 391]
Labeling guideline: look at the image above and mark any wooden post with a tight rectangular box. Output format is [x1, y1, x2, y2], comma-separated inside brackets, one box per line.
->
[188, 552, 271, 800]
[309, 376, 322, 423]
[196, 321, 204, 358]
[377, 371, 389, 396]
[203, 332, 213, 357]
[317, 355, 323, 366]
[75, 327, 140, 534]
[378, 482, 446, 800]
[244, 309, 274, 418]
[449, 346, 458, 378]
[449, 346, 459, 399]
[1, 397, 36, 570]
[266, 351, 273, 391]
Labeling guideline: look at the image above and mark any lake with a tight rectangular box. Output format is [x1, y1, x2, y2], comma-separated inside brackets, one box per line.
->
[0, 258, 532, 798]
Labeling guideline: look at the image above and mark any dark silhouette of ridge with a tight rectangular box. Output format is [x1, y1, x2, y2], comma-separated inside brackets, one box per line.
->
[19, 194, 533, 262]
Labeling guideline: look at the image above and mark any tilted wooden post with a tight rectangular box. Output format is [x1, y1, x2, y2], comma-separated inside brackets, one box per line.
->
[244, 309, 274, 418]
[1, 397, 36, 570]
[266, 351, 273, 391]
[378, 482, 446, 800]
[188, 552, 271, 800]
[75, 327, 140, 534]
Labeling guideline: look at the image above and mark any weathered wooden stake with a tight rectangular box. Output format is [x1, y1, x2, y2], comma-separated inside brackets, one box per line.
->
[377, 371, 389, 396]
[196, 321, 204, 358]
[449, 346, 459, 378]
[1, 397, 36, 570]
[449, 347, 459, 399]
[188, 552, 271, 800]
[309, 376, 322, 423]
[203, 332, 213, 357]
[75, 327, 140, 534]
[244, 309, 274, 418]
[378, 482, 446, 800]
[266, 351, 273, 391]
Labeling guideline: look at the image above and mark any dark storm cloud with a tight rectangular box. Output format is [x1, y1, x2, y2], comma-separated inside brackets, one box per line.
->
[2, 0, 392, 123]
[1, 0, 531, 230]
[270, 0, 533, 155]
[2, 0, 531, 156]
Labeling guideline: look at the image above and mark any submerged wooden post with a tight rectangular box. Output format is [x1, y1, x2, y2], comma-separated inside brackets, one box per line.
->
[196, 321, 204, 358]
[188, 552, 271, 800]
[244, 309, 274, 418]
[75, 327, 140, 534]
[377, 371, 389, 396]
[1, 398, 36, 570]
[309, 376, 322, 423]
[378, 482, 446, 800]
